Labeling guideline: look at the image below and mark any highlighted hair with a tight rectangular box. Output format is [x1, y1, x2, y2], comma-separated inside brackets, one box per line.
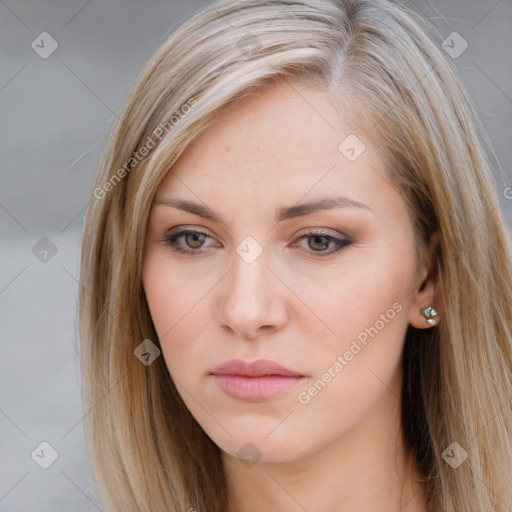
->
[79, 0, 512, 510]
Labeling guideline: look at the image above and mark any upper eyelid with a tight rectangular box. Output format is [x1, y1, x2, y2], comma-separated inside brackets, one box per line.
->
[162, 226, 350, 242]
[296, 227, 350, 239]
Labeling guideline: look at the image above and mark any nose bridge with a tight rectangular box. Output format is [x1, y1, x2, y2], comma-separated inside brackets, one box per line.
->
[225, 243, 271, 311]
[218, 238, 286, 336]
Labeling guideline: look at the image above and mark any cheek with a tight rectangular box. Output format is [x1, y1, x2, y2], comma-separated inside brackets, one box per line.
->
[294, 251, 414, 406]
[289, 269, 410, 447]
[298, 295, 408, 401]
[142, 254, 214, 373]
[304, 255, 411, 354]
[143, 248, 199, 335]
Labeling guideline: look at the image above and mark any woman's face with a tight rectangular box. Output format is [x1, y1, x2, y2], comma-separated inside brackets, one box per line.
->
[142, 82, 435, 465]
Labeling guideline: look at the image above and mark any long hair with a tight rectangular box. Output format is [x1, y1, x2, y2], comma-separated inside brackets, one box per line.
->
[79, 0, 512, 510]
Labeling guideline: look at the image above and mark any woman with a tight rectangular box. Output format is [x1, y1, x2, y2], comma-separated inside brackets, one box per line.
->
[79, 0, 512, 510]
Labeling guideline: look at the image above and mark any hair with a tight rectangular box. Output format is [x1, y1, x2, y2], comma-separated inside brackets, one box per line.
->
[78, 0, 512, 510]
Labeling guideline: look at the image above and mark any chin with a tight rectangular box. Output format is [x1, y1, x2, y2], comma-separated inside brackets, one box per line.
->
[205, 420, 313, 466]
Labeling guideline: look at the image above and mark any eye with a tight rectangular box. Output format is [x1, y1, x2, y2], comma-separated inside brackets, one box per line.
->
[294, 230, 352, 257]
[160, 227, 352, 257]
[161, 228, 217, 254]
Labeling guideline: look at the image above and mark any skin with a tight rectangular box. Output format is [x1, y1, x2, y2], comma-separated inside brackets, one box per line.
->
[142, 80, 442, 512]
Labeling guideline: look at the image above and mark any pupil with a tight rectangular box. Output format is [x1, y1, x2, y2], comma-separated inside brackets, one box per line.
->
[310, 235, 328, 251]
[187, 233, 205, 248]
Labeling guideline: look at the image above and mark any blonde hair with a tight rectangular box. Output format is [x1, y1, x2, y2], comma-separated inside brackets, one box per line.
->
[79, 0, 512, 510]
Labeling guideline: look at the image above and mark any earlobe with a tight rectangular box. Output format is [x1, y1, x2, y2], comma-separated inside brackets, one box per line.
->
[408, 231, 443, 329]
[420, 306, 438, 326]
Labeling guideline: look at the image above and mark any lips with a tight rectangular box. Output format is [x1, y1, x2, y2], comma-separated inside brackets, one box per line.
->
[211, 359, 305, 401]
[211, 358, 304, 378]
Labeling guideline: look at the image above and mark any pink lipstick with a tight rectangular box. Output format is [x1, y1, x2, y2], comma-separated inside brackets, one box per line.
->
[211, 359, 305, 401]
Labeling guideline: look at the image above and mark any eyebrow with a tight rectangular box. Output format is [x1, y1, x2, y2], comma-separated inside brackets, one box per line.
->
[152, 196, 373, 222]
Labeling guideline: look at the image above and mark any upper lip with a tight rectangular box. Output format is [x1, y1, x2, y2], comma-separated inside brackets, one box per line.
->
[211, 358, 304, 377]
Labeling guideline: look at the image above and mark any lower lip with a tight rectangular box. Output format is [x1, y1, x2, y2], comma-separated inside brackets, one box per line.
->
[212, 374, 303, 401]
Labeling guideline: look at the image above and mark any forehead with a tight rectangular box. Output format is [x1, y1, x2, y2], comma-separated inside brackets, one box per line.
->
[155, 81, 395, 219]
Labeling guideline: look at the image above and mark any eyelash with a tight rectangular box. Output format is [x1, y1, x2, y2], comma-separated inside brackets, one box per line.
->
[160, 228, 352, 257]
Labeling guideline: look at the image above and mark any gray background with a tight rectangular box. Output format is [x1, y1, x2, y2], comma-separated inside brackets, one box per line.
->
[1, 0, 510, 510]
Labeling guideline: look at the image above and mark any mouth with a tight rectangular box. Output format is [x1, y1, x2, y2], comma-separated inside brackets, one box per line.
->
[210, 358, 305, 402]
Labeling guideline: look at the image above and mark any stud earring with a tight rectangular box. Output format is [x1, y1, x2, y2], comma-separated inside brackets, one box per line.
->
[421, 306, 438, 326]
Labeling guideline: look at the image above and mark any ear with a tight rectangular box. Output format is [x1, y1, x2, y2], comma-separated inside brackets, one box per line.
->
[408, 230, 443, 329]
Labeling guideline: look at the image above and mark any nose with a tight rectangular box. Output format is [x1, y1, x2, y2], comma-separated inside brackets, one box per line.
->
[217, 247, 288, 339]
